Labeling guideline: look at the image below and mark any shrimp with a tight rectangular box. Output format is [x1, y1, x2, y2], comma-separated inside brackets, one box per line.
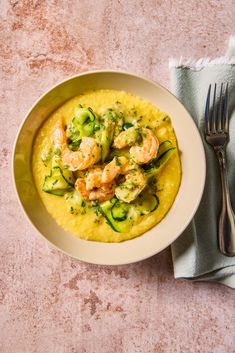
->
[75, 155, 146, 203]
[75, 157, 128, 202]
[102, 156, 147, 202]
[115, 167, 147, 203]
[51, 117, 101, 171]
[102, 156, 129, 183]
[62, 137, 101, 171]
[113, 127, 140, 149]
[85, 167, 103, 190]
[51, 117, 67, 148]
[130, 128, 159, 164]
[113, 127, 159, 164]
[75, 178, 115, 202]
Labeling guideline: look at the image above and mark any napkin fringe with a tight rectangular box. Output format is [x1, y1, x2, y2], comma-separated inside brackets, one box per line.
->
[228, 36, 235, 48]
[169, 56, 235, 70]
[169, 36, 235, 70]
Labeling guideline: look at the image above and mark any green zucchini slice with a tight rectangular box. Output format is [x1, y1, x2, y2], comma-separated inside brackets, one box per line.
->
[96, 118, 115, 162]
[111, 201, 130, 221]
[52, 155, 75, 186]
[143, 140, 176, 178]
[133, 192, 159, 215]
[123, 122, 134, 130]
[42, 167, 72, 196]
[99, 199, 132, 233]
[158, 140, 173, 157]
[66, 107, 96, 146]
[65, 190, 85, 214]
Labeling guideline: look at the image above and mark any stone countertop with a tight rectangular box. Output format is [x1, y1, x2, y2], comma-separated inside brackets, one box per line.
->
[1, 1, 235, 352]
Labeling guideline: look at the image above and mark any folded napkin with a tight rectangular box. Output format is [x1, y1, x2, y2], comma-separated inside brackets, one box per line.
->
[170, 37, 235, 288]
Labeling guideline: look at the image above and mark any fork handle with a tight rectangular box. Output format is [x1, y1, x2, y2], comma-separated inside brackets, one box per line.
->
[216, 148, 235, 256]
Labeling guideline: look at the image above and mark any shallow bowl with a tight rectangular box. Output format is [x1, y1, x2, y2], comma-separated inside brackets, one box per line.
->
[13, 70, 206, 265]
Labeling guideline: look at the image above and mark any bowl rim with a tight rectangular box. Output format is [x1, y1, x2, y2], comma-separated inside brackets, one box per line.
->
[12, 69, 206, 265]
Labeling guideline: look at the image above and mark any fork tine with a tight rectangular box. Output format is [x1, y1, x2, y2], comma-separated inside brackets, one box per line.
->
[205, 84, 211, 133]
[212, 83, 217, 133]
[217, 83, 223, 132]
[223, 83, 229, 132]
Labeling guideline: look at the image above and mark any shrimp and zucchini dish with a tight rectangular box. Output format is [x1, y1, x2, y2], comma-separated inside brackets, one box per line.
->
[32, 90, 181, 242]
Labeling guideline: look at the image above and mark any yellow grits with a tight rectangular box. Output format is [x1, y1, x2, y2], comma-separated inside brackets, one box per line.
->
[32, 89, 181, 242]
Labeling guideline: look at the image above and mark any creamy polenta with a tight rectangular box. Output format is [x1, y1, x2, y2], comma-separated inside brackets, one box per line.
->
[32, 89, 181, 242]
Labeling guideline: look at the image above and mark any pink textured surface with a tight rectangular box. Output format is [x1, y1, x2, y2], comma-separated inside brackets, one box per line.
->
[1, 1, 235, 352]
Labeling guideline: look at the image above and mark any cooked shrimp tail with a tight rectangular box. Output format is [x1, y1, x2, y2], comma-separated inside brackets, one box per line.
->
[113, 127, 159, 164]
[62, 137, 101, 171]
[102, 156, 129, 183]
[75, 178, 115, 202]
[51, 117, 67, 148]
[130, 128, 159, 164]
[115, 167, 147, 203]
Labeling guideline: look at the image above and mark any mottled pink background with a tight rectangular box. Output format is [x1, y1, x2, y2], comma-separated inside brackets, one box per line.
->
[1, 1, 235, 352]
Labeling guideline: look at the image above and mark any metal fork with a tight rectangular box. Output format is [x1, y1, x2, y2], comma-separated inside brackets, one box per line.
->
[205, 83, 235, 256]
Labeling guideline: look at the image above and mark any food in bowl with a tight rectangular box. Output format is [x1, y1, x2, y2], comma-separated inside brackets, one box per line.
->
[32, 89, 181, 242]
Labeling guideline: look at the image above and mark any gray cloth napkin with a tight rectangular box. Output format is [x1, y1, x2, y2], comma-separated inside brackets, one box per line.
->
[170, 37, 235, 288]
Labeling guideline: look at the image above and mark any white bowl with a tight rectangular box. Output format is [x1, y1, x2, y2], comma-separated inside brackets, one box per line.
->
[12, 70, 206, 265]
